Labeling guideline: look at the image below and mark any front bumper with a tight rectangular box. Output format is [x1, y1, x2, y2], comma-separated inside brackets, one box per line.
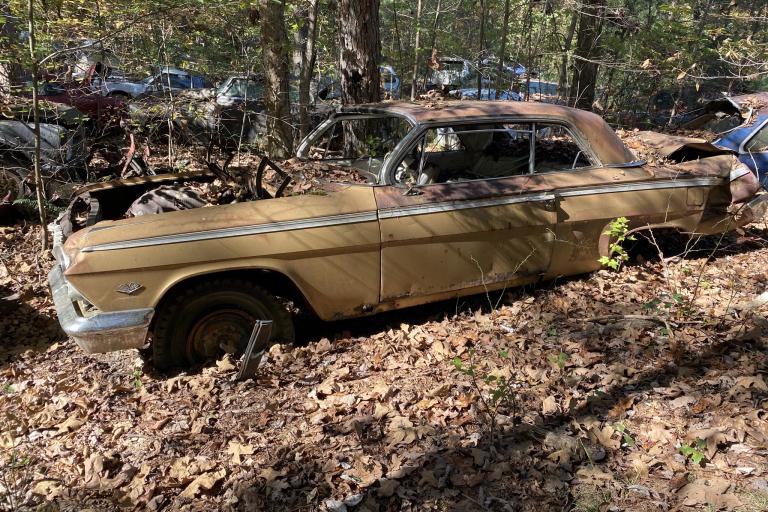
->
[48, 265, 154, 354]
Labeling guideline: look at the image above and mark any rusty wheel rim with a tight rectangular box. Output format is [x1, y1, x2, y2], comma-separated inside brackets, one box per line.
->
[187, 309, 254, 362]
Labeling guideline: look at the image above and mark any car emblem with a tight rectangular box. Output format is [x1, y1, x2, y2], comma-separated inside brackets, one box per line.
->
[116, 282, 143, 295]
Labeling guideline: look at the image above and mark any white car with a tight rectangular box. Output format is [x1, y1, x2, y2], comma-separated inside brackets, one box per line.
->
[92, 67, 206, 99]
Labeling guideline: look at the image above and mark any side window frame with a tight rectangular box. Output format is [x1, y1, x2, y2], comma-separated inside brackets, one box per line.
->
[742, 118, 768, 154]
[384, 117, 601, 186]
[531, 122, 597, 173]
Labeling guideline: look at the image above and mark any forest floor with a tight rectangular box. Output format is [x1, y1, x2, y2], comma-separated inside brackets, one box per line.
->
[2, 200, 768, 511]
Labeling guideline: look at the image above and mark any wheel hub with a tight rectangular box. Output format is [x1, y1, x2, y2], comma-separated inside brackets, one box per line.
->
[188, 309, 254, 360]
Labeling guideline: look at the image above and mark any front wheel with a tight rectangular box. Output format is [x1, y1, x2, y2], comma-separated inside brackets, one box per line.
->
[152, 278, 294, 369]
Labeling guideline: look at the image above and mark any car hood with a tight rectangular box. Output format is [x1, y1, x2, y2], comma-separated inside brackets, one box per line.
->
[623, 130, 735, 163]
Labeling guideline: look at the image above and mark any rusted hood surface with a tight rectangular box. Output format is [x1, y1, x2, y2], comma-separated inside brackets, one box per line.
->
[623, 130, 734, 163]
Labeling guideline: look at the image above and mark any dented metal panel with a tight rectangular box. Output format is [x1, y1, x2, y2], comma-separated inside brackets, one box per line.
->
[375, 180, 557, 301]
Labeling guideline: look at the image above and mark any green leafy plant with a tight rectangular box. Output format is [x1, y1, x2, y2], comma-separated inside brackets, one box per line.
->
[452, 349, 519, 449]
[0, 451, 32, 510]
[614, 423, 635, 447]
[548, 351, 569, 369]
[598, 217, 635, 270]
[679, 439, 707, 465]
[132, 368, 143, 390]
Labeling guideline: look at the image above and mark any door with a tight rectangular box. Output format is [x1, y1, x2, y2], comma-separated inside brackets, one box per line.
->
[375, 122, 560, 303]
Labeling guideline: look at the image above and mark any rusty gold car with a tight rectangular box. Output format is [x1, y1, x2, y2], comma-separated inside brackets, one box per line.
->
[48, 101, 767, 368]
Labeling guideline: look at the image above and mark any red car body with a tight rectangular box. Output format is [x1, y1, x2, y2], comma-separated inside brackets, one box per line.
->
[38, 78, 126, 128]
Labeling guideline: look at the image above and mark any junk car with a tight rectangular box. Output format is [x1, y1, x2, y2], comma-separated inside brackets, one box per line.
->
[49, 101, 767, 368]
[676, 93, 768, 187]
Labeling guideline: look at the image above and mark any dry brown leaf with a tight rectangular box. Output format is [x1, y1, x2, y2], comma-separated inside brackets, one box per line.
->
[227, 441, 254, 464]
[542, 395, 558, 415]
[179, 468, 226, 499]
[377, 478, 400, 497]
[735, 375, 768, 392]
[352, 456, 383, 486]
[418, 470, 441, 488]
[590, 425, 620, 450]
[677, 479, 742, 509]
[55, 414, 85, 434]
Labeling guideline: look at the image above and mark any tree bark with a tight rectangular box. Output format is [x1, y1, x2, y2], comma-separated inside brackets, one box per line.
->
[495, 0, 511, 98]
[259, 0, 293, 158]
[477, 0, 486, 98]
[557, 10, 578, 103]
[298, 0, 319, 139]
[568, 0, 605, 110]
[338, 0, 381, 156]
[0, 1, 21, 100]
[338, 0, 381, 105]
[27, 0, 48, 251]
[409, 0, 422, 100]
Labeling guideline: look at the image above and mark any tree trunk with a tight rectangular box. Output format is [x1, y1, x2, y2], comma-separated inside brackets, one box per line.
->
[259, 0, 293, 158]
[0, 2, 21, 100]
[568, 0, 605, 110]
[495, 0, 511, 98]
[409, 0, 422, 100]
[299, 0, 319, 139]
[425, 0, 442, 91]
[338, 0, 381, 105]
[477, 0, 486, 98]
[557, 10, 578, 103]
[338, 0, 381, 156]
[26, 0, 48, 251]
[391, 0, 404, 72]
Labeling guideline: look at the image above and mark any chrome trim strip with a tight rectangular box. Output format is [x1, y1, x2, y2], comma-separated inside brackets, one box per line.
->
[738, 117, 768, 155]
[83, 211, 379, 252]
[378, 192, 557, 219]
[731, 166, 753, 181]
[83, 177, 723, 252]
[558, 177, 721, 198]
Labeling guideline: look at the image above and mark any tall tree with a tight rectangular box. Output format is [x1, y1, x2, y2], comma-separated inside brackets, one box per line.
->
[568, 0, 605, 110]
[0, 1, 21, 100]
[476, 0, 486, 98]
[259, 0, 293, 158]
[298, 0, 319, 139]
[409, 0, 422, 100]
[26, 0, 48, 250]
[495, 0, 511, 98]
[338, 0, 381, 105]
[557, 12, 578, 104]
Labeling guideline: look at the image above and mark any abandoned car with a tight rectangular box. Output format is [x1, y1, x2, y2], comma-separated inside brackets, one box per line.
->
[676, 92, 768, 186]
[49, 101, 767, 368]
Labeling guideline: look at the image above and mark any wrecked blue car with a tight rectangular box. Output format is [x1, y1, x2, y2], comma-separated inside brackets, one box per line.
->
[680, 93, 768, 187]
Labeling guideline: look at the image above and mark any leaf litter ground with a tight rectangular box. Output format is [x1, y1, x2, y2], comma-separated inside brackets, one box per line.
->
[1, 219, 768, 511]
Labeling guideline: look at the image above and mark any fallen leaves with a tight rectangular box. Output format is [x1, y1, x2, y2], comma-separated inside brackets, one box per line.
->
[227, 440, 255, 464]
[179, 468, 226, 499]
[3, 224, 768, 510]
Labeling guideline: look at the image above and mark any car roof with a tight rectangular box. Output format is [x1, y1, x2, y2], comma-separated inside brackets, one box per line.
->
[339, 101, 637, 165]
[159, 67, 192, 76]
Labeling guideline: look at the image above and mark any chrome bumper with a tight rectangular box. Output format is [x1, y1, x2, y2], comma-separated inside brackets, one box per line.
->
[48, 265, 154, 354]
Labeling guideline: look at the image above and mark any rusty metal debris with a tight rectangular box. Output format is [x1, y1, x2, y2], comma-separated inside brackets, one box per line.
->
[237, 320, 273, 380]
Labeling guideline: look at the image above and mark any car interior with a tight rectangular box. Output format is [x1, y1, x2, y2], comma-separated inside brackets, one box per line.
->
[304, 116, 593, 186]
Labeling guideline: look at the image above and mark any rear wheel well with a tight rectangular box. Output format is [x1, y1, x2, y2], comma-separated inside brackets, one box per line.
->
[153, 269, 313, 322]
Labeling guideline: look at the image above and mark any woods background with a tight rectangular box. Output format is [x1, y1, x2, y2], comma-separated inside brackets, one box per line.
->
[1, 0, 767, 118]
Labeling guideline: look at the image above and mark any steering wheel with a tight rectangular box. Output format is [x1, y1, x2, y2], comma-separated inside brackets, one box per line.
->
[254, 157, 293, 199]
